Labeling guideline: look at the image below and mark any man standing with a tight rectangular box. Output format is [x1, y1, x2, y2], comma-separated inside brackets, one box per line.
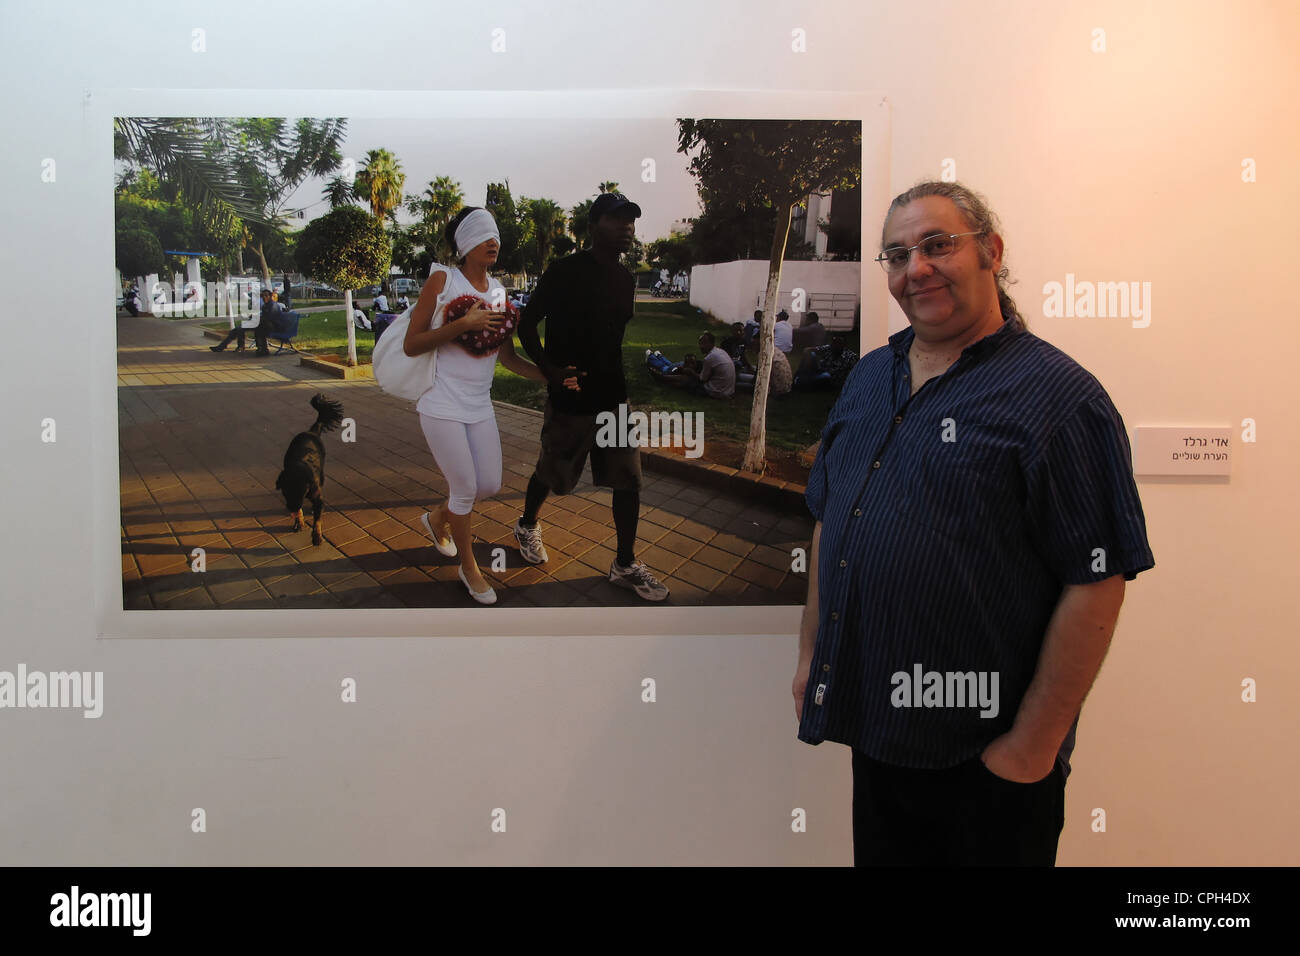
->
[795, 181, 1154, 866]
[515, 191, 669, 601]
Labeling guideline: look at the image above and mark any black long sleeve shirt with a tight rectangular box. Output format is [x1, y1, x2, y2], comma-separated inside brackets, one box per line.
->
[517, 250, 635, 415]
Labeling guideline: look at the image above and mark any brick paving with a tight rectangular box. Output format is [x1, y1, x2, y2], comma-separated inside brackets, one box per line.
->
[118, 313, 815, 609]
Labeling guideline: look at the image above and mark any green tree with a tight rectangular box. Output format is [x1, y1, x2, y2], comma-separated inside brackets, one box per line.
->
[678, 118, 861, 473]
[389, 224, 420, 277]
[297, 206, 391, 367]
[646, 234, 693, 276]
[354, 148, 406, 222]
[322, 175, 358, 209]
[116, 153, 244, 283]
[113, 117, 263, 236]
[523, 197, 567, 274]
[485, 180, 532, 281]
[598, 181, 620, 194]
[569, 197, 594, 250]
[228, 117, 348, 284]
[404, 175, 464, 266]
[621, 236, 645, 272]
[115, 227, 166, 279]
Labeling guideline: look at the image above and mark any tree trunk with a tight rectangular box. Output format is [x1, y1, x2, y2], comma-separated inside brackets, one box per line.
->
[741, 200, 796, 474]
[344, 289, 358, 368]
[252, 241, 271, 285]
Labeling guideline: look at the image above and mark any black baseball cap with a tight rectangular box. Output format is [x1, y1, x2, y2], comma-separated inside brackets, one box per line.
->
[590, 192, 642, 223]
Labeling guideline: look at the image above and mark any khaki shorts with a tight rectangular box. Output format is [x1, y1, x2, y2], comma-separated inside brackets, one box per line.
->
[533, 401, 642, 494]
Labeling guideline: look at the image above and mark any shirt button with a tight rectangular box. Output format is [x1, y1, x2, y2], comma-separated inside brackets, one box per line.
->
[894, 416, 903, 424]
[853, 508, 861, 516]
[830, 612, 839, 621]
[872, 460, 881, 469]
[839, 559, 847, 568]
[822, 664, 830, 672]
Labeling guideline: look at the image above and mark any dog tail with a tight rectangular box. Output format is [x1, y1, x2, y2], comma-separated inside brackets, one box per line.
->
[309, 393, 345, 434]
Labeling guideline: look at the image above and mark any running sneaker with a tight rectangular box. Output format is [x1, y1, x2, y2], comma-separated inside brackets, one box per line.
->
[513, 519, 548, 564]
[609, 560, 670, 601]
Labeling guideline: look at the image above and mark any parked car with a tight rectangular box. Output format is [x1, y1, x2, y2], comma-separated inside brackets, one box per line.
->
[392, 277, 421, 295]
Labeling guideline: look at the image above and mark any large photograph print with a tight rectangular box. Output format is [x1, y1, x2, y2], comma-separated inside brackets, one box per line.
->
[114, 105, 871, 617]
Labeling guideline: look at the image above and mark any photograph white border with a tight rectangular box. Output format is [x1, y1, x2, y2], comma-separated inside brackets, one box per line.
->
[93, 87, 890, 639]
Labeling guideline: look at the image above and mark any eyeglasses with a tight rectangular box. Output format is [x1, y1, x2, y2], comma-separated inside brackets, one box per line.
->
[875, 231, 985, 274]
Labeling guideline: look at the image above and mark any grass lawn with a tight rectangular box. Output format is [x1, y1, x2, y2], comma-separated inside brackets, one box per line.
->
[204, 300, 839, 453]
[203, 309, 375, 359]
[493, 300, 838, 453]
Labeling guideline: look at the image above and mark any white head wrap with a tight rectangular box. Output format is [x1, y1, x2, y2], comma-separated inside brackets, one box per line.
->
[453, 209, 500, 259]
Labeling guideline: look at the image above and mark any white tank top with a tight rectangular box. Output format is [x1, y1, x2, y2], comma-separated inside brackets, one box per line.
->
[415, 267, 504, 423]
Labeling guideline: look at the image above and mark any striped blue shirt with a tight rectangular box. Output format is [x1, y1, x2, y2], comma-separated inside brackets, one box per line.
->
[800, 314, 1154, 775]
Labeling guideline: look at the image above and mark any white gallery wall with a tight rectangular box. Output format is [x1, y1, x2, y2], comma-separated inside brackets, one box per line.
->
[0, 0, 1295, 865]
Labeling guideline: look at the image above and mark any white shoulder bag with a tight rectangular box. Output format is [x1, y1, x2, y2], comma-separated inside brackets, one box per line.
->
[371, 267, 448, 401]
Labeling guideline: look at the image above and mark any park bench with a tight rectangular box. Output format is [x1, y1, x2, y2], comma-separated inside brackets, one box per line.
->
[267, 310, 302, 354]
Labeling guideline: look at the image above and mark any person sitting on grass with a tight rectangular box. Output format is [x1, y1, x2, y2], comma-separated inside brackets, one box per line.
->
[646, 332, 735, 399]
[794, 334, 860, 391]
[735, 342, 793, 398]
[773, 309, 794, 353]
[796, 310, 829, 349]
[719, 321, 755, 373]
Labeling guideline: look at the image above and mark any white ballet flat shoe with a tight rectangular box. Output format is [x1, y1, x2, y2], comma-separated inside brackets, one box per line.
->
[421, 511, 457, 557]
[458, 567, 497, 605]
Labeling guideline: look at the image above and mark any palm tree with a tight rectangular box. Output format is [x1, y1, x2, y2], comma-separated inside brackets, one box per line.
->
[354, 149, 405, 221]
[598, 181, 620, 194]
[113, 117, 263, 234]
[570, 198, 594, 249]
[404, 175, 464, 264]
[322, 175, 356, 209]
[526, 198, 566, 271]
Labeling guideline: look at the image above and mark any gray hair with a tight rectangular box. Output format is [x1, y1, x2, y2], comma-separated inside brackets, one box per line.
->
[882, 181, 1025, 328]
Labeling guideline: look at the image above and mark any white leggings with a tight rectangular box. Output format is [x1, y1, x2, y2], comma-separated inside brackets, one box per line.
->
[418, 413, 503, 515]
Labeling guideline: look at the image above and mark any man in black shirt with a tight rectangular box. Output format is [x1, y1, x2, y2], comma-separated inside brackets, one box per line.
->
[514, 192, 669, 601]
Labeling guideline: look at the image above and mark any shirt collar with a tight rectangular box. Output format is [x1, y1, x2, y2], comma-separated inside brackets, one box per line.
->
[889, 310, 1027, 360]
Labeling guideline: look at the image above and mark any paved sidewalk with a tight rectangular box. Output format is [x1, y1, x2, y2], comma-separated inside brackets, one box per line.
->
[117, 313, 814, 609]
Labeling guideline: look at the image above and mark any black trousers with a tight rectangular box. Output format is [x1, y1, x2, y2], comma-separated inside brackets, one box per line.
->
[213, 326, 245, 349]
[852, 749, 1065, 866]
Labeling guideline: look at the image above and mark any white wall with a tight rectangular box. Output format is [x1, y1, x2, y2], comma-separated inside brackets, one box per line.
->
[2, 0, 1297, 867]
[690, 260, 863, 330]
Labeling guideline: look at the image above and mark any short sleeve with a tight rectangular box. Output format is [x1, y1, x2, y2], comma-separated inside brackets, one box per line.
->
[1023, 395, 1155, 584]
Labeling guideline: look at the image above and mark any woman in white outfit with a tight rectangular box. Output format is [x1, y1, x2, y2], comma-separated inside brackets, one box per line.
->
[404, 207, 550, 604]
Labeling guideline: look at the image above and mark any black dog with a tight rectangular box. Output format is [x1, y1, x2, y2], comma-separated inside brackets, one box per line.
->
[275, 394, 344, 545]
